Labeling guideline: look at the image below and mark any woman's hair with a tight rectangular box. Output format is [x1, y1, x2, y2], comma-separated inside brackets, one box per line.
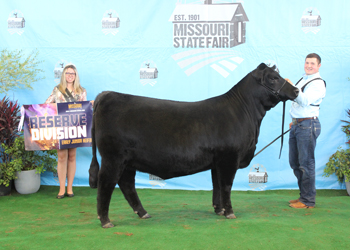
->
[58, 64, 83, 94]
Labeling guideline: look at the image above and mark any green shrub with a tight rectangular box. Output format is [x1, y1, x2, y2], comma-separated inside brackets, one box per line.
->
[323, 109, 350, 183]
[0, 49, 44, 94]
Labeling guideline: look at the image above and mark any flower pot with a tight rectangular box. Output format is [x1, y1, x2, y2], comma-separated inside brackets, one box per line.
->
[14, 169, 40, 194]
[0, 181, 12, 196]
[346, 181, 350, 196]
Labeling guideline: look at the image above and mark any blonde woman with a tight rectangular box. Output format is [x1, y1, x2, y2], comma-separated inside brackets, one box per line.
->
[45, 64, 87, 199]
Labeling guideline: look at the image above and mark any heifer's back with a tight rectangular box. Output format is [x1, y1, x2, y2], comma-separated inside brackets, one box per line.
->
[89, 63, 299, 228]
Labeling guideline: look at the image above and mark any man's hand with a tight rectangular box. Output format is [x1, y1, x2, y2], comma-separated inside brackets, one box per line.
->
[285, 78, 294, 85]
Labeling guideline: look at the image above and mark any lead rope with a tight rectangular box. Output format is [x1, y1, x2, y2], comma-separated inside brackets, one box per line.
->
[279, 101, 286, 159]
[254, 101, 290, 159]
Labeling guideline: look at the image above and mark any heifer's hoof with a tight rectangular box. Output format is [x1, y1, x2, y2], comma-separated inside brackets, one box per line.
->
[102, 222, 115, 228]
[216, 209, 225, 216]
[225, 213, 237, 219]
[89, 180, 98, 189]
[141, 213, 151, 219]
[213, 205, 225, 215]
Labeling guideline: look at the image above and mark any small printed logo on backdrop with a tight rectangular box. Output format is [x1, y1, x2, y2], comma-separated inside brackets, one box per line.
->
[139, 60, 158, 86]
[102, 10, 120, 35]
[301, 7, 321, 34]
[8, 10, 25, 35]
[248, 164, 268, 191]
[53, 60, 68, 84]
[149, 174, 166, 188]
[169, 0, 248, 78]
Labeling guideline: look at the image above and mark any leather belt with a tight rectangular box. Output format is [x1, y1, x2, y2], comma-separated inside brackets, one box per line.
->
[292, 117, 317, 125]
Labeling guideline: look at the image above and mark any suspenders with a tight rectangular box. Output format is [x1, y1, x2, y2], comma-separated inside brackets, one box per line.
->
[295, 77, 326, 107]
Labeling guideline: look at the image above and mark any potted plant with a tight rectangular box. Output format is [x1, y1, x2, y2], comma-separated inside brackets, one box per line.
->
[0, 49, 45, 195]
[323, 109, 350, 195]
[2, 135, 57, 194]
[0, 96, 20, 195]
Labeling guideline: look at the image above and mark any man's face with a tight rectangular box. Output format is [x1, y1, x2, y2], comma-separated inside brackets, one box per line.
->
[304, 57, 321, 75]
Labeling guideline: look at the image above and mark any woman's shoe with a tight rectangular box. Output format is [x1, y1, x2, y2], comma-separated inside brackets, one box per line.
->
[56, 194, 65, 199]
[66, 193, 74, 198]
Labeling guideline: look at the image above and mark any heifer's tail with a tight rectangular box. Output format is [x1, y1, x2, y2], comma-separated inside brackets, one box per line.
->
[89, 96, 101, 189]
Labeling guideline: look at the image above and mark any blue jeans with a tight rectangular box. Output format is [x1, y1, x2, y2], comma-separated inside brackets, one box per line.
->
[289, 118, 321, 206]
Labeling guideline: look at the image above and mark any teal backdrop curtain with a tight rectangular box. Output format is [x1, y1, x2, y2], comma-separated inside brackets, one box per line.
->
[1, 0, 349, 190]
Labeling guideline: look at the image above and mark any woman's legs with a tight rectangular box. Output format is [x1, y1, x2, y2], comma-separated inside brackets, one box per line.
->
[56, 148, 77, 196]
[66, 148, 77, 194]
[57, 149, 68, 196]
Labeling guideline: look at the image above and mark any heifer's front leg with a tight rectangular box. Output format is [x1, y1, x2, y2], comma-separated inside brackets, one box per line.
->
[118, 168, 151, 219]
[217, 166, 238, 219]
[97, 158, 124, 228]
[211, 168, 224, 215]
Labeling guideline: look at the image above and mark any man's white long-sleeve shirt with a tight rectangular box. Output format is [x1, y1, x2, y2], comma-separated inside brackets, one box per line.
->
[289, 72, 326, 118]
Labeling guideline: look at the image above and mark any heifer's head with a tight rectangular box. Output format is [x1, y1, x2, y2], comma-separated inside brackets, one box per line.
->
[252, 63, 299, 105]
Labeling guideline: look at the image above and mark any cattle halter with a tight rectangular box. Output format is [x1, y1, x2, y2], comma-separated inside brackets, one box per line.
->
[259, 79, 288, 101]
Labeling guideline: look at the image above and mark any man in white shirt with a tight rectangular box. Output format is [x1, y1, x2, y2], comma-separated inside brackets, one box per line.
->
[286, 53, 326, 209]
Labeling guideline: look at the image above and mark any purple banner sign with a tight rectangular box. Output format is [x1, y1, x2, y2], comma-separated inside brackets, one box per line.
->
[22, 101, 93, 150]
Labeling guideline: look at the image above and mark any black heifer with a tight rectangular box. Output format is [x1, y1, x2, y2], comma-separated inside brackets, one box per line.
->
[89, 63, 299, 228]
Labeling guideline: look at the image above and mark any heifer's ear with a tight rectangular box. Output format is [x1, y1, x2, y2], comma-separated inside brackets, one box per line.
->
[257, 63, 268, 70]
[251, 63, 267, 80]
[269, 64, 280, 73]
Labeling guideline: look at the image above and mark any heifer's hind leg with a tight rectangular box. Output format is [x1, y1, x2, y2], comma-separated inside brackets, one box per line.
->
[89, 117, 99, 188]
[118, 168, 151, 219]
[97, 157, 125, 228]
[211, 168, 224, 215]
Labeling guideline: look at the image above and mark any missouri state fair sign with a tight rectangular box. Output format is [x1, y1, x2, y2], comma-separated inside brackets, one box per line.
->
[169, 2, 248, 48]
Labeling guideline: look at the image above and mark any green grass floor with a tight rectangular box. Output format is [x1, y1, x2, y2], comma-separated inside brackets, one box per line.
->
[1, 186, 349, 250]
